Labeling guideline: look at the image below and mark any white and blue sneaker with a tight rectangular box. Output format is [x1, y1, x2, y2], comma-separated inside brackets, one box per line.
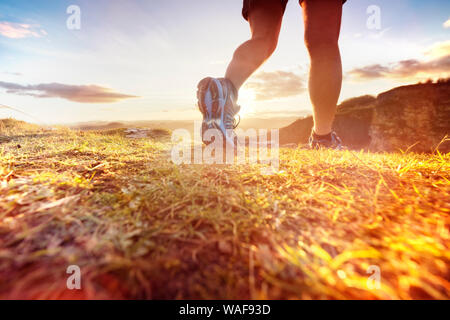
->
[309, 131, 345, 150]
[197, 77, 241, 147]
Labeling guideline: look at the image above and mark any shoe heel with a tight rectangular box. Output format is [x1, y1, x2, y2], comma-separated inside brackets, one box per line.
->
[202, 120, 228, 146]
[197, 77, 221, 118]
[197, 77, 212, 116]
[201, 121, 211, 145]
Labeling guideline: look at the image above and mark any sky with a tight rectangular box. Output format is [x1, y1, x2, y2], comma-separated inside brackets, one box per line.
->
[0, 0, 449, 124]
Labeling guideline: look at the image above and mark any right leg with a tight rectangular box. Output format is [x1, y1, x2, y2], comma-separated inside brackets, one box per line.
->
[302, 0, 343, 137]
[225, 0, 285, 91]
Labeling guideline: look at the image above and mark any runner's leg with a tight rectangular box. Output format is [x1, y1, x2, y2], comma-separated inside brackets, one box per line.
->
[225, 0, 285, 91]
[302, 0, 343, 135]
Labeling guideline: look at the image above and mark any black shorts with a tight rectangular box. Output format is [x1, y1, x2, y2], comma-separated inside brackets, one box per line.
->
[242, 0, 347, 21]
[242, 0, 288, 21]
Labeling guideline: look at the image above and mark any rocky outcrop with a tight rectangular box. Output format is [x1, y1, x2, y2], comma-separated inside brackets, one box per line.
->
[279, 81, 450, 153]
[369, 82, 450, 152]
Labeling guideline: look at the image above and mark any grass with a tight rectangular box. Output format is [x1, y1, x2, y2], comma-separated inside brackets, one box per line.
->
[0, 120, 449, 299]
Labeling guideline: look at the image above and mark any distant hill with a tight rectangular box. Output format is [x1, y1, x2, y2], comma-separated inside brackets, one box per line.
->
[280, 81, 450, 152]
[0, 118, 42, 136]
[69, 117, 300, 133]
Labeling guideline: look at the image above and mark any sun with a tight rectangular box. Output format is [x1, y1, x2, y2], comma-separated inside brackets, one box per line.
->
[237, 87, 256, 119]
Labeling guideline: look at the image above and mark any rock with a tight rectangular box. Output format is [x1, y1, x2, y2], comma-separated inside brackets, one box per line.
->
[218, 240, 232, 254]
[369, 82, 450, 153]
[280, 143, 298, 149]
[125, 128, 171, 139]
[279, 81, 450, 153]
[125, 128, 149, 139]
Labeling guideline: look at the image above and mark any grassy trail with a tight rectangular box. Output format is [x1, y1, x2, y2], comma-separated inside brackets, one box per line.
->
[0, 124, 449, 299]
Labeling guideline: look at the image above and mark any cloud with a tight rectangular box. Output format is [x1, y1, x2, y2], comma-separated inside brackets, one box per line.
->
[368, 27, 391, 40]
[348, 56, 450, 80]
[1, 71, 22, 76]
[347, 42, 450, 80]
[425, 40, 450, 59]
[347, 64, 390, 79]
[245, 71, 306, 101]
[0, 82, 139, 103]
[0, 21, 46, 39]
[444, 18, 450, 29]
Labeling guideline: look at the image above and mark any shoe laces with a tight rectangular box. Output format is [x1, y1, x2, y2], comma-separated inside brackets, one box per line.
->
[233, 114, 241, 129]
[224, 105, 241, 130]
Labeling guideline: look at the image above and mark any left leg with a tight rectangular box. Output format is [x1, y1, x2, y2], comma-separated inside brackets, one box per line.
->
[302, 0, 343, 136]
[225, 0, 285, 91]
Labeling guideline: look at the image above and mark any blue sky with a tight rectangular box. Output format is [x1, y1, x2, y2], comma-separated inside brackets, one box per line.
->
[0, 0, 449, 124]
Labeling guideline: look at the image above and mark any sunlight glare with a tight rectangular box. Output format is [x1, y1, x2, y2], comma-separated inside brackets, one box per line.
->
[237, 87, 256, 119]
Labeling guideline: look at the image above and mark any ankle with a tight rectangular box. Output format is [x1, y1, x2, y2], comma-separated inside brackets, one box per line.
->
[222, 77, 239, 100]
[313, 124, 333, 135]
[312, 130, 332, 141]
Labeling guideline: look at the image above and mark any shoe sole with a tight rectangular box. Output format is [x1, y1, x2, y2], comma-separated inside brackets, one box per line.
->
[197, 77, 227, 146]
[197, 77, 217, 121]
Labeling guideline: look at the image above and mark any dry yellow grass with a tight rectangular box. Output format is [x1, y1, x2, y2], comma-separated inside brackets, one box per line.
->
[0, 120, 449, 299]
